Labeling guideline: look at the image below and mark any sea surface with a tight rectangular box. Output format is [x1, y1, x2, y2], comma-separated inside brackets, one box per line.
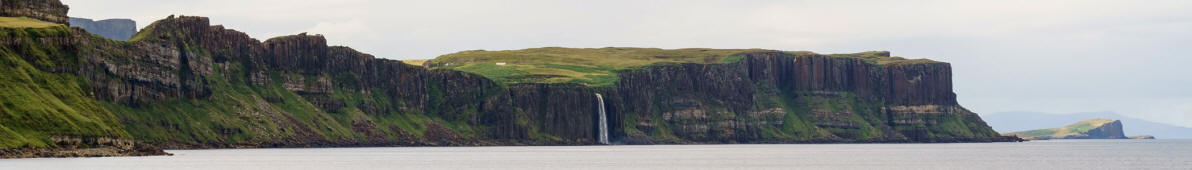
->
[2, 139, 1189, 170]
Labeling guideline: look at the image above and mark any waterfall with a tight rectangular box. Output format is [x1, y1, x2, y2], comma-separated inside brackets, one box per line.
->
[596, 93, 609, 145]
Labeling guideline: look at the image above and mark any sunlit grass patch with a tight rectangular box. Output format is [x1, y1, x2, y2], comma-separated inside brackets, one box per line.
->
[0, 17, 62, 28]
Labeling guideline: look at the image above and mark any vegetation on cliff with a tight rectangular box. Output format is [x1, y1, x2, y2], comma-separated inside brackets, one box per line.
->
[1, 5, 1015, 156]
[0, 26, 129, 148]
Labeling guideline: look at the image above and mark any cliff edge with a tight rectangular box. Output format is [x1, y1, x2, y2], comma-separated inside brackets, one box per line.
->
[1, 0, 1019, 158]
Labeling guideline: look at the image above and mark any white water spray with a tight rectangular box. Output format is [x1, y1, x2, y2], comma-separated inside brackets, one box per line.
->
[596, 93, 609, 145]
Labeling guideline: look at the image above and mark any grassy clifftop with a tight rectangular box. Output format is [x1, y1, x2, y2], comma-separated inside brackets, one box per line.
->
[0, 17, 63, 28]
[428, 47, 770, 87]
[427, 47, 941, 87]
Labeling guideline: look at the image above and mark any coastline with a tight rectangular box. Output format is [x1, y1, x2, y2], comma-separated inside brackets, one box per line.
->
[0, 135, 1022, 159]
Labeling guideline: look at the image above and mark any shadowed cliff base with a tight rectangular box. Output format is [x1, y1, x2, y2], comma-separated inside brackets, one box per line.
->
[0, 0, 1019, 158]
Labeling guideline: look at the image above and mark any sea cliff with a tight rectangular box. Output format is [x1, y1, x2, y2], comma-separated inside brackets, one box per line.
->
[0, 0, 1018, 158]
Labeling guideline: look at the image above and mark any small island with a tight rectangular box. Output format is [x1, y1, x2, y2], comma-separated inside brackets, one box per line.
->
[1005, 119, 1154, 140]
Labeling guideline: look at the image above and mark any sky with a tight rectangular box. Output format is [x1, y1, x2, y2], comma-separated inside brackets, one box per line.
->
[62, 0, 1192, 127]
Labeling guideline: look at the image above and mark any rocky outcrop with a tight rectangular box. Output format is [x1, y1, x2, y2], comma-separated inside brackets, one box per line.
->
[76, 15, 214, 106]
[0, 0, 69, 24]
[1079, 120, 1127, 139]
[264, 33, 328, 74]
[69, 17, 136, 41]
[0, 136, 167, 159]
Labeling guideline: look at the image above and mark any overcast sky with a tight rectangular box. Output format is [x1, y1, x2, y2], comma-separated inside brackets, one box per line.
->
[62, 0, 1192, 127]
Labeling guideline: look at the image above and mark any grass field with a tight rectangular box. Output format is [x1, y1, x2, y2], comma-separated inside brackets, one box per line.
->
[0, 17, 62, 28]
[427, 47, 773, 87]
[427, 47, 938, 87]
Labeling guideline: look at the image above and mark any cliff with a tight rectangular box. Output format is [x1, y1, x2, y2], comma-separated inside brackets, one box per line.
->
[69, 17, 136, 41]
[602, 52, 1004, 143]
[0, 0, 69, 24]
[424, 48, 1014, 143]
[1006, 119, 1129, 140]
[1, 0, 1017, 158]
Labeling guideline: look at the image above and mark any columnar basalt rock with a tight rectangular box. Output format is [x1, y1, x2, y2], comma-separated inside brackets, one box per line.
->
[605, 52, 1009, 143]
[264, 33, 328, 74]
[478, 84, 600, 144]
[77, 16, 217, 106]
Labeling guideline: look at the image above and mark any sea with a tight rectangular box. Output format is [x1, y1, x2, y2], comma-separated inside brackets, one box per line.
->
[2, 139, 1189, 170]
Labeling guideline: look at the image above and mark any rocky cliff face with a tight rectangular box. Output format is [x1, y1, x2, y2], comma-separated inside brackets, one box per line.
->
[1080, 120, 1126, 139]
[604, 52, 1010, 143]
[69, 17, 136, 41]
[3, 8, 1014, 155]
[61, 15, 610, 147]
[0, 0, 69, 24]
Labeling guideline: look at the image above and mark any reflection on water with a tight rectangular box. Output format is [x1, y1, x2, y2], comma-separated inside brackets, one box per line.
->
[1, 139, 1189, 170]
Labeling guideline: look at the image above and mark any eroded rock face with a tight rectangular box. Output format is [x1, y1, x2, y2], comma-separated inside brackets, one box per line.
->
[264, 33, 327, 74]
[23, 13, 1010, 150]
[67, 16, 607, 146]
[605, 52, 1009, 143]
[76, 16, 216, 106]
[1079, 120, 1126, 139]
[69, 17, 136, 41]
[0, 0, 69, 24]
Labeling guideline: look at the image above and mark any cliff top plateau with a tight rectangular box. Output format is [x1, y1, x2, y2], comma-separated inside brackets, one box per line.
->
[428, 47, 940, 87]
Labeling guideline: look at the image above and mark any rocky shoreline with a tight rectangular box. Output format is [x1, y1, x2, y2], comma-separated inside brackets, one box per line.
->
[0, 136, 170, 159]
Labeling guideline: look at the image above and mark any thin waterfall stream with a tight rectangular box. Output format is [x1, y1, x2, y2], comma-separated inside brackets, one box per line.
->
[596, 93, 609, 145]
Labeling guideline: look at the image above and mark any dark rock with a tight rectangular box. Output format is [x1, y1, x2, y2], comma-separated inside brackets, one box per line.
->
[1079, 120, 1127, 139]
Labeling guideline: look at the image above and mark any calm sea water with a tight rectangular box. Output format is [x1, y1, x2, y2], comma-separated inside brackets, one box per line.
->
[2, 139, 1189, 170]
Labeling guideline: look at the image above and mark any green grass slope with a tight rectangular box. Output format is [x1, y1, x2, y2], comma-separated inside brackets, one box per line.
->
[0, 17, 63, 28]
[0, 26, 129, 148]
[92, 19, 481, 146]
[428, 47, 939, 87]
[0, 18, 481, 149]
[1006, 119, 1117, 140]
